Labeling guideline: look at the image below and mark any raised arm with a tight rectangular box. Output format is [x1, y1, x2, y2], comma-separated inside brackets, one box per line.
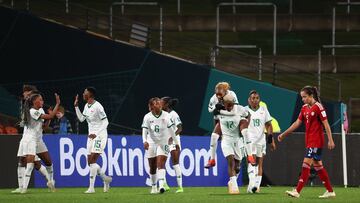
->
[74, 94, 86, 122]
[40, 93, 60, 120]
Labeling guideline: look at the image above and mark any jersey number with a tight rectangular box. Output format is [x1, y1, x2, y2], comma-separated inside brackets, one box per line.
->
[95, 140, 101, 149]
[155, 125, 160, 133]
[226, 121, 235, 129]
[253, 119, 260, 127]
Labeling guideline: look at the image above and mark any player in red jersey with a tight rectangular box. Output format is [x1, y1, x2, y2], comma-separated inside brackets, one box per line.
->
[278, 86, 336, 199]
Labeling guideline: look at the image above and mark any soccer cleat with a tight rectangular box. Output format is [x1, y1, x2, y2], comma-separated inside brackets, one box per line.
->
[103, 176, 112, 193]
[47, 180, 56, 192]
[286, 189, 300, 198]
[20, 188, 28, 194]
[319, 191, 336, 199]
[164, 182, 170, 191]
[84, 188, 95, 194]
[227, 181, 239, 195]
[247, 156, 256, 166]
[11, 188, 22, 194]
[150, 186, 158, 194]
[159, 187, 165, 194]
[251, 186, 258, 194]
[204, 159, 216, 169]
[175, 187, 184, 193]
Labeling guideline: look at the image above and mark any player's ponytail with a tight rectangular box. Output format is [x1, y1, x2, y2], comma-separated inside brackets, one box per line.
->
[161, 96, 179, 110]
[301, 86, 321, 103]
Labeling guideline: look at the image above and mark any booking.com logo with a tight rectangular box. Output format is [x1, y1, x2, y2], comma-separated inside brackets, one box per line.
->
[59, 137, 218, 185]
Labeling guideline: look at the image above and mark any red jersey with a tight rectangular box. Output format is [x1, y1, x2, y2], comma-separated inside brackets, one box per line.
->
[298, 102, 327, 148]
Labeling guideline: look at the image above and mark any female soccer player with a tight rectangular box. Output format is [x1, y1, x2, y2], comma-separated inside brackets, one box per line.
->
[218, 94, 249, 194]
[13, 85, 54, 193]
[205, 82, 239, 168]
[278, 86, 336, 199]
[245, 90, 276, 193]
[19, 92, 60, 193]
[161, 96, 183, 193]
[142, 97, 179, 194]
[74, 87, 112, 194]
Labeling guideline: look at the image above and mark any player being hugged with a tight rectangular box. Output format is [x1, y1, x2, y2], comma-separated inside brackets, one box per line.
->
[161, 96, 183, 193]
[142, 97, 180, 194]
[205, 82, 239, 168]
[278, 86, 336, 199]
[19, 92, 60, 194]
[74, 87, 112, 194]
[245, 90, 276, 193]
[218, 94, 249, 194]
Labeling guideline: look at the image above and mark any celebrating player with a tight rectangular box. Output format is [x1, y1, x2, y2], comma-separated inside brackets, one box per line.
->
[13, 85, 54, 193]
[19, 92, 60, 193]
[161, 96, 183, 193]
[74, 87, 112, 194]
[142, 97, 179, 194]
[205, 82, 239, 168]
[245, 90, 276, 193]
[218, 94, 249, 194]
[278, 86, 336, 199]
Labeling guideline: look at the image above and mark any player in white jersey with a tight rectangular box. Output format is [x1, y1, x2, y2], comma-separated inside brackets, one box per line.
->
[205, 82, 240, 168]
[218, 94, 249, 194]
[142, 97, 179, 194]
[74, 87, 112, 194]
[161, 97, 183, 193]
[245, 90, 276, 193]
[12, 85, 54, 193]
[18, 92, 60, 194]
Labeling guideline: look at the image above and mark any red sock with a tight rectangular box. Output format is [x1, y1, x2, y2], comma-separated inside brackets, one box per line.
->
[315, 165, 333, 192]
[296, 162, 311, 193]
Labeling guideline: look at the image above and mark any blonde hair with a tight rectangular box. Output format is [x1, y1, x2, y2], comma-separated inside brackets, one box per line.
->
[215, 82, 230, 91]
[223, 94, 234, 103]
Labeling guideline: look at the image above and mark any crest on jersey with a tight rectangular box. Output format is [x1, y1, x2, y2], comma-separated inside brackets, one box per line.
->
[311, 112, 315, 116]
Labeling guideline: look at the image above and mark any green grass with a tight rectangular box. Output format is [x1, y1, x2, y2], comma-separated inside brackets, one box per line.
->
[1, 186, 359, 203]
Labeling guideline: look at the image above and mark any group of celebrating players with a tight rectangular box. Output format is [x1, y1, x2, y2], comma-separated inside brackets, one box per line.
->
[12, 81, 336, 199]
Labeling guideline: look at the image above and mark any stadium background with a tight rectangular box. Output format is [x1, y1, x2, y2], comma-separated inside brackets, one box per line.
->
[0, 0, 359, 190]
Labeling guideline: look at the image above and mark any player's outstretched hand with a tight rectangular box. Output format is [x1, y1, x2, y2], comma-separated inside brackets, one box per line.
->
[74, 94, 79, 107]
[55, 93, 60, 105]
[143, 142, 149, 150]
[277, 133, 285, 142]
[328, 140, 335, 150]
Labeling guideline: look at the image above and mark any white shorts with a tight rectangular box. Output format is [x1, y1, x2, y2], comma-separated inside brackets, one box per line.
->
[169, 136, 181, 151]
[17, 139, 48, 156]
[221, 138, 246, 161]
[87, 135, 107, 155]
[251, 143, 266, 157]
[146, 142, 170, 158]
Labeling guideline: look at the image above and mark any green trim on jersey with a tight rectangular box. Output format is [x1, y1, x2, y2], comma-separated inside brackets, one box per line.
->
[87, 100, 96, 108]
[167, 123, 175, 128]
[151, 110, 162, 118]
[249, 105, 260, 112]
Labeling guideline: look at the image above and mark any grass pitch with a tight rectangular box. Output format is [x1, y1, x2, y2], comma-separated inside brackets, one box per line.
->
[1, 186, 359, 203]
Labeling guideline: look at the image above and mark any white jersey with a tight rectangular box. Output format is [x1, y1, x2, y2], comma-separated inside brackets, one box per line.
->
[218, 105, 247, 145]
[246, 105, 272, 145]
[208, 90, 238, 112]
[142, 110, 174, 144]
[77, 101, 108, 136]
[169, 110, 182, 134]
[22, 108, 45, 141]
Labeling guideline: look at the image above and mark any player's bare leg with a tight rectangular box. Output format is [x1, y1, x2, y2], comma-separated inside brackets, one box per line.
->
[226, 155, 239, 194]
[157, 155, 168, 194]
[37, 151, 56, 192]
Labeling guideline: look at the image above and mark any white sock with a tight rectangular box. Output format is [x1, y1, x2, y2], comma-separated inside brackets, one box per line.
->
[45, 165, 54, 182]
[173, 164, 182, 188]
[89, 163, 97, 190]
[210, 133, 219, 160]
[93, 163, 107, 180]
[23, 163, 34, 190]
[247, 164, 255, 189]
[158, 169, 166, 189]
[150, 174, 157, 187]
[230, 176, 238, 188]
[17, 165, 25, 189]
[256, 176, 262, 189]
[163, 169, 167, 185]
[241, 129, 253, 156]
[38, 165, 50, 182]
